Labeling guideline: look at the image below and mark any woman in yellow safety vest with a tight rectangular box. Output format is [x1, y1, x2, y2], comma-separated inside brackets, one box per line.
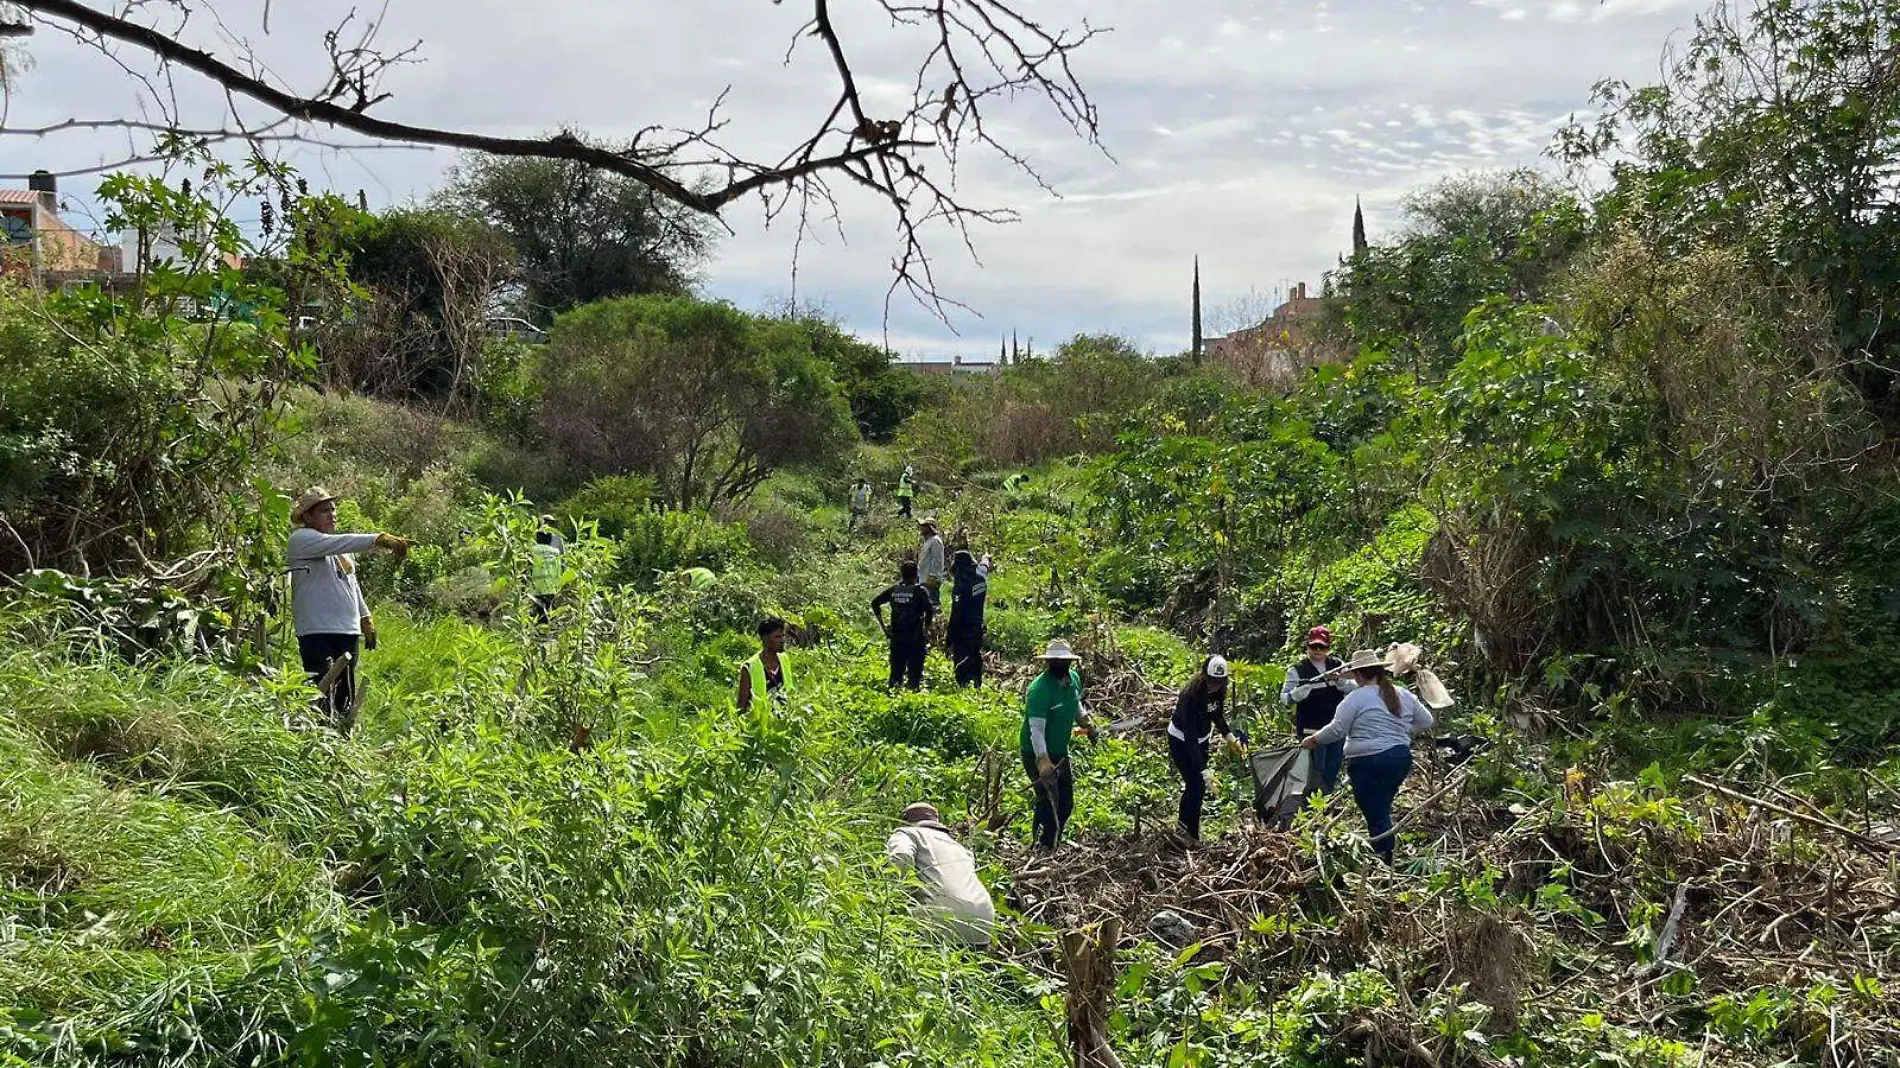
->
[735, 616, 793, 711]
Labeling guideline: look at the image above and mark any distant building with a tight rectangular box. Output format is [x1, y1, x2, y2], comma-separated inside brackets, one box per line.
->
[1204, 281, 1338, 386]
[901, 355, 1002, 379]
[0, 172, 106, 282]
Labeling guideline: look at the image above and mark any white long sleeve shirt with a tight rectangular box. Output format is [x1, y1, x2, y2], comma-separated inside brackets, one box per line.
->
[1308, 682, 1436, 758]
[884, 823, 995, 946]
[288, 528, 377, 636]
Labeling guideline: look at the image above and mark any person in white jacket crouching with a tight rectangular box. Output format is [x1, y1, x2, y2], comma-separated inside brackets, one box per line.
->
[884, 802, 995, 947]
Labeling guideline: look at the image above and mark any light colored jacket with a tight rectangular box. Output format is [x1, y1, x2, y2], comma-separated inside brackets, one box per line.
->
[288, 528, 376, 636]
[918, 535, 946, 586]
[1308, 682, 1436, 758]
[884, 823, 994, 946]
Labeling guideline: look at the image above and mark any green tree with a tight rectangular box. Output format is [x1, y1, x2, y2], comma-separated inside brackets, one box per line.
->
[536, 296, 855, 509]
[337, 208, 515, 401]
[438, 152, 712, 322]
[1559, 0, 1900, 415]
[1323, 169, 1586, 374]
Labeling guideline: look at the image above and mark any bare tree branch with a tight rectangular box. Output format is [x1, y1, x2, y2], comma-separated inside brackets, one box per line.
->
[12, 0, 1107, 314]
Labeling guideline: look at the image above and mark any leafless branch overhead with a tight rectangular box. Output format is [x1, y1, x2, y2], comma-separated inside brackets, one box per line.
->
[13, 0, 1107, 313]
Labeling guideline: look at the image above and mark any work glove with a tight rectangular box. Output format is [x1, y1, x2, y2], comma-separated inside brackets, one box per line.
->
[1232, 726, 1251, 747]
[1223, 735, 1247, 757]
[1202, 767, 1219, 796]
[375, 533, 411, 561]
[1291, 683, 1316, 702]
[361, 617, 378, 652]
[1036, 755, 1057, 783]
[1333, 677, 1354, 691]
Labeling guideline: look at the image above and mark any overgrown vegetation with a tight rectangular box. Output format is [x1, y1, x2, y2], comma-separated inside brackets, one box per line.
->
[3, 1, 1899, 1065]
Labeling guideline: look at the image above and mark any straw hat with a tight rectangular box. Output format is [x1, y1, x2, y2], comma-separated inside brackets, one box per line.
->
[1340, 648, 1393, 672]
[1038, 638, 1081, 661]
[290, 487, 338, 524]
[902, 801, 941, 824]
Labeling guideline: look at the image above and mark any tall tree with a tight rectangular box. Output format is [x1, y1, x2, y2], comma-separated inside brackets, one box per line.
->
[536, 295, 855, 509]
[437, 153, 711, 322]
[1191, 256, 1204, 363]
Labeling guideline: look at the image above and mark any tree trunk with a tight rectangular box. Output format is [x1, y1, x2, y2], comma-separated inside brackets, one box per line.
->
[1061, 920, 1124, 1068]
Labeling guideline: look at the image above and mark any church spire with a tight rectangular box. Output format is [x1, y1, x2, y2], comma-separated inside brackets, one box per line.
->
[1352, 198, 1368, 256]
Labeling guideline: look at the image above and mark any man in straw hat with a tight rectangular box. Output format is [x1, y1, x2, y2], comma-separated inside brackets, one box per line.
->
[1020, 639, 1099, 852]
[883, 801, 995, 946]
[287, 488, 410, 732]
[1301, 647, 1439, 864]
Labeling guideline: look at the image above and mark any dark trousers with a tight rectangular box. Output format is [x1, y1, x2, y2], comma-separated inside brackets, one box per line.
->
[1298, 727, 1346, 794]
[298, 632, 360, 733]
[1021, 751, 1075, 851]
[950, 630, 984, 686]
[1167, 732, 1208, 840]
[1347, 745, 1413, 863]
[887, 635, 926, 690]
[897, 497, 913, 517]
[530, 593, 556, 623]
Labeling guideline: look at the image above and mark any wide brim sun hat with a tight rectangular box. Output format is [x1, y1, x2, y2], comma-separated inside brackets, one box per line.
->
[1340, 648, 1393, 672]
[291, 487, 338, 524]
[1038, 638, 1081, 661]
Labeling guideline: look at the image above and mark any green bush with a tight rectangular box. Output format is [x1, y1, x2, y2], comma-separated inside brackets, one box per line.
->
[611, 506, 751, 588]
[558, 473, 659, 537]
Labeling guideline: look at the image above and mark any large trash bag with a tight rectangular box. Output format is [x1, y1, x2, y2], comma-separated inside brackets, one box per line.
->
[1250, 744, 1313, 829]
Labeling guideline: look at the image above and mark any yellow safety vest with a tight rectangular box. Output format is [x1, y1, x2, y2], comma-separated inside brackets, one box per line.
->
[738, 652, 792, 707]
[529, 543, 564, 596]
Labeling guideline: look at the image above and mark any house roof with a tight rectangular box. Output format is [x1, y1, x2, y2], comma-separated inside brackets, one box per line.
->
[0, 189, 45, 204]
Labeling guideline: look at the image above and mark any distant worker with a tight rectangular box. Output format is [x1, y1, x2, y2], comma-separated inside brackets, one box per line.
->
[918, 517, 947, 607]
[287, 487, 410, 733]
[884, 801, 996, 947]
[528, 521, 565, 622]
[895, 465, 917, 517]
[1283, 626, 1352, 792]
[947, 549, 992, 687]
[683, 566, 717, 591]
[1168, 655, 1247, 842]
[872, 560, 936, 691]
[1021, 639, 1098, 853]
[1301, 648, 1438, 864]
[735, 616, 792, 713]
[849, 478, 874, 533]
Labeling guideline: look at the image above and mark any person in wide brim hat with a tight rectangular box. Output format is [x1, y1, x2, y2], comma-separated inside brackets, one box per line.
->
[286, 486, 411, 733]
[1299, 644, 1443, 865]
[1021, 637, 1097, 853]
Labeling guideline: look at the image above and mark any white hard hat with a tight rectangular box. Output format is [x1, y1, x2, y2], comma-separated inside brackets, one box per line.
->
[1206, 655, 1230, 678]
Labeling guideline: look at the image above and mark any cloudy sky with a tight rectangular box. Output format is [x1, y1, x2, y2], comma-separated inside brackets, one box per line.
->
[4, 0, 1709, 358]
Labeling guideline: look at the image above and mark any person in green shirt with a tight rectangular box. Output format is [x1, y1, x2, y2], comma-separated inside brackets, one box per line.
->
[1020, 638, 1098, 852]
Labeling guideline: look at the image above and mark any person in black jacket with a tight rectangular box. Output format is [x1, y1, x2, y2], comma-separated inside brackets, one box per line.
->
[947, 550, 991, 687]
[1281, 626, 1353, 792]
[873, 560, 936, 691]
[1168, 655, 1246, 841]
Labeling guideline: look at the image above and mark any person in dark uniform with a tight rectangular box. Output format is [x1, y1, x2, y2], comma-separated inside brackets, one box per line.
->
[873, 561, 936, 691]
[1280, 626, 1353, 792]
[947, 550, 991, 687]
[1167, 655, 1246, 841]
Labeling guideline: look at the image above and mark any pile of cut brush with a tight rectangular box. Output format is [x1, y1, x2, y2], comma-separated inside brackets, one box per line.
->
[1001, 765, 1900, 1066]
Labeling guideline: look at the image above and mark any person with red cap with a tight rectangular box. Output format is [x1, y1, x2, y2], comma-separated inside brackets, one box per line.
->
[1281, 626, 1352, 792]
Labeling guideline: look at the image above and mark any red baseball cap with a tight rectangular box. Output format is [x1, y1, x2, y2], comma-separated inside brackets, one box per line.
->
[1305, 626, 1333, 648]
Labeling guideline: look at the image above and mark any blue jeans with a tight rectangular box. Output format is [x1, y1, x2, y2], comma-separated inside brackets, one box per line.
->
[1346, 745, 1413, 864]
[1298, 728, 1345, 794]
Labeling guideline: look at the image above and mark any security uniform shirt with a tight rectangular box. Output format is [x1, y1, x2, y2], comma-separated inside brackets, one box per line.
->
[872, 582, 935, 643]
